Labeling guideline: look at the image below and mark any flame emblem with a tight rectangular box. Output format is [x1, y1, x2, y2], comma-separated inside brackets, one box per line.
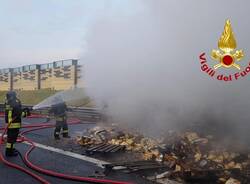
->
[211, 19, 244, 70]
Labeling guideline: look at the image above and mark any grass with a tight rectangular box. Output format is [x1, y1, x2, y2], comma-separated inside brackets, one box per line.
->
[0, 89, 94, 107]
[0, 89, 57, 105]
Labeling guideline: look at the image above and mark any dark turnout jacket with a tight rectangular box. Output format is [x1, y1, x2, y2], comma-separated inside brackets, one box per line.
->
[49, 102, 68, 121]
[4, 99, 22, 129]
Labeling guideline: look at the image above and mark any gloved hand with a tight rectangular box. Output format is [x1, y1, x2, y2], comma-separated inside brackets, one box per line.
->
[22, 107, 31, 117]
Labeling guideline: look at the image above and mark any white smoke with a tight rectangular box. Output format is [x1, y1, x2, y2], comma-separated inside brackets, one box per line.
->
[83, 0, 250, 138]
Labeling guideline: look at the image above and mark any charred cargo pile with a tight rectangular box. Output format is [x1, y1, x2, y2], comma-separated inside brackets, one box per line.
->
[76, 125, 250, 184]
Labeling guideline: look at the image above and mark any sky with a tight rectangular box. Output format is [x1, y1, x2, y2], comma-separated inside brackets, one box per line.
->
[2, 0, 250, 139]
[0, 0, 142, 68]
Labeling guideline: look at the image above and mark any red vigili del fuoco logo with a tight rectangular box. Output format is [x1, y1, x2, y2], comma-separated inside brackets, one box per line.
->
[199, 19, 250, 81]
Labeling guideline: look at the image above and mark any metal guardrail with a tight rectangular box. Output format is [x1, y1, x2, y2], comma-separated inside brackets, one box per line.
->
[68, 106, 103, 121]
[0, 103, 103, 121]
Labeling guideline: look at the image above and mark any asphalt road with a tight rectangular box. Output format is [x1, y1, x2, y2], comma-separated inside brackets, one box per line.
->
[0, 117, 153, 184]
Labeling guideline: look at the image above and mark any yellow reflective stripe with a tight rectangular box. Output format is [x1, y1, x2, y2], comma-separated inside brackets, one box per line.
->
[62, 130, 68, 133]
[22, 112, 25, 116]
[8, 123, 21, 129]
[55, 132, 60, 135]
[56, 117, 64, 121]
[6, 143, 12, 148]
[8, 110, 12, 123]
[5, 105, 12, 110]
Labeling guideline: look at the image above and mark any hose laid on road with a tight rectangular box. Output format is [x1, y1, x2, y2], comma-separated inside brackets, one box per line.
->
[0, 116, 134, 184]
[0, 150, 50, 184]
[0, 118, 50, 184]
[24, 137, 132, 184]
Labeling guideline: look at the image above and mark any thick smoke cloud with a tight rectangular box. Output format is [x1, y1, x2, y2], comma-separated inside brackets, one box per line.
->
[83, 0, 250, 139]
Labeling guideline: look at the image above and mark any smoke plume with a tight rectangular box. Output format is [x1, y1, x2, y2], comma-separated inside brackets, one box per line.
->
[83, 0, 250, 140]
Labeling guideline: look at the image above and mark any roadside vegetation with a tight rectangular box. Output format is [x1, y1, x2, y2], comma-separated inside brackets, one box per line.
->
[0, 89, 93, 107]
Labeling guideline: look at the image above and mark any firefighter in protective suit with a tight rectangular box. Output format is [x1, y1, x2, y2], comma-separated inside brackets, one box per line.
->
[49, 97, 70, 140]
[4, 91, 29, 157]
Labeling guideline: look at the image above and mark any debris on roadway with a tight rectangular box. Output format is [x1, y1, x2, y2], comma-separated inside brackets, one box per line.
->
[75, 124, 250, 184]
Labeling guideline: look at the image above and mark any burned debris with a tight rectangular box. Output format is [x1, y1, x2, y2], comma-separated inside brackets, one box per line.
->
[86, 143, 126, 155]
[75, 125, 250, 184]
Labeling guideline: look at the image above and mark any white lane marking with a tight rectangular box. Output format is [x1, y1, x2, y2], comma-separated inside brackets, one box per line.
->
[22, 141, 110, 168]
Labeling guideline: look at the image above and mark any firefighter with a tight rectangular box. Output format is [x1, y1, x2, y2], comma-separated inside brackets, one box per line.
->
[49, 97, 70, 140]
[4, 91, 29, 157]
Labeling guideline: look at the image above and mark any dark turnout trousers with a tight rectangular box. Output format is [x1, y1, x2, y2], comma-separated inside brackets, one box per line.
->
[54, 116, 69, 138]
[6, 128, 19, 156]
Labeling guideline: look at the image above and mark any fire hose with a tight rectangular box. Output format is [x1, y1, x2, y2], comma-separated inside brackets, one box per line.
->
[0, 115, 134, 184]
[0, 116, 50, 184]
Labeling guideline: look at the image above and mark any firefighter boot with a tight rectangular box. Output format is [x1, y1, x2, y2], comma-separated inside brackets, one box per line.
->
[5, 143, 18, 157]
